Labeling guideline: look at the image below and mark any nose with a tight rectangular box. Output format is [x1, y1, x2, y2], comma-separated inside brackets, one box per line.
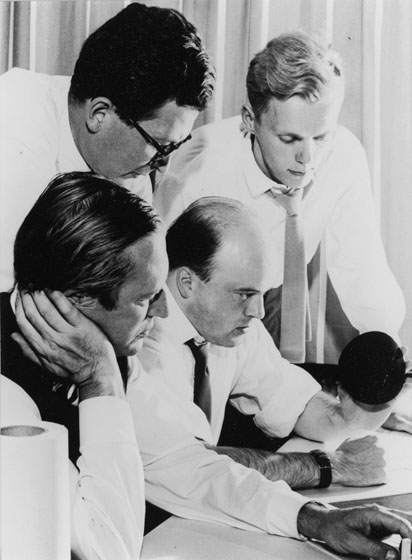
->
[295, 139, 313, 166]
[245, 295, 265, 320]
[148, 289, 169, 319]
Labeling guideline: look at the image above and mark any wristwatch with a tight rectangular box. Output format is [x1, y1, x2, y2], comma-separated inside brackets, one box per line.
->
[309, 449, 332, 488]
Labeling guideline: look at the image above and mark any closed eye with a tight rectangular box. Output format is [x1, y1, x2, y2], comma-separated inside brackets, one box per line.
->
[278, 135, 299, 144]
[234, 291, 257, 302]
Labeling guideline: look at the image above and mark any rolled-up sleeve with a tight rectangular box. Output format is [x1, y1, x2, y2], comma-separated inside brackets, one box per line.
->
[126, 362, 313, 539]
[228, 322, 321, 438]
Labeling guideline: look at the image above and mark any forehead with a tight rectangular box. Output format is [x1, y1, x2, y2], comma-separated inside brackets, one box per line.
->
[211, 234, 270, 291]
[118, 232, 168, 300]
[142, 100, 199, 142]
[263, 94, 342, 135]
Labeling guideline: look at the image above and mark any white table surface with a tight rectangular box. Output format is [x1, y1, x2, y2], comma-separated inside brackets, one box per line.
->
[141, 516, 343, 560]
[141, 429, 412, 560]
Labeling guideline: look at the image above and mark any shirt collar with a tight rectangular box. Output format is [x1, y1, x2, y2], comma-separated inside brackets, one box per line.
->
[164, 285, 203, 346]
[240, 132, 286, 197]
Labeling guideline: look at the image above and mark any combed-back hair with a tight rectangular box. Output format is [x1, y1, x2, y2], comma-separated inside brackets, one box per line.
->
[247, 30, 344, 118]
[70, 3, 215, 122]
[166, 197, 246, 282]
[14, 172, 161, 309]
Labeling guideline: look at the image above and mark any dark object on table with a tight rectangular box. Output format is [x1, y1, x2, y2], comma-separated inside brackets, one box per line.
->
[337, 331, 406, 405]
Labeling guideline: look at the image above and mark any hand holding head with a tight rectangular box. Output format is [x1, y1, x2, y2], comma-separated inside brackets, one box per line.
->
[12, 290, 124, 400]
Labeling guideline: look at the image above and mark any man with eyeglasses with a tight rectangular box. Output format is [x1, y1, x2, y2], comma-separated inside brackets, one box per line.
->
[0, 3, 215, 291]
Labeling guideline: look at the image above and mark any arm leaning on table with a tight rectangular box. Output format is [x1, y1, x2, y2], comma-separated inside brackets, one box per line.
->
[13, 291, 412, 560]
[9, 291, 145, 560]
[210, 434, 386, 489]
[210, 320, 390, 489]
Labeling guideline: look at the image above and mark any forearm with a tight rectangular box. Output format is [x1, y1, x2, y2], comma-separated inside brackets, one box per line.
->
[209, 445, 320, 489]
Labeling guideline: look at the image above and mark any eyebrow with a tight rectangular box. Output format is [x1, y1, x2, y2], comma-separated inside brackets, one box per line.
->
[232, 288, 261, 294]
[278, 130, 334, 139]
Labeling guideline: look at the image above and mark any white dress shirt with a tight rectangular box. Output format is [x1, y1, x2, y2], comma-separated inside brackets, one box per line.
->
[125, 290, 316, 537]
[140, 289, 321, 444]
[154, 116, 405, 354]
[0, 374, 145, 560]
[0, 68, 152, 291]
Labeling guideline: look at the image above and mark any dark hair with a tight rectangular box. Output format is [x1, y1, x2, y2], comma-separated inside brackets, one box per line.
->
[69, 3, 215, 122]
[247, 30, 344, 118]
[166, 197, 246, 282]
[14, 172, 161, 309]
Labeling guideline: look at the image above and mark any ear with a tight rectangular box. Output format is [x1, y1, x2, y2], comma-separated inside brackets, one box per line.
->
[241, 103, 256, 135]
[175, 267, 196, 299]
[85, 97, 114, 134]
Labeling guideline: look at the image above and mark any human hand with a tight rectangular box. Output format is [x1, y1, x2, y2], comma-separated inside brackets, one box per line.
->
[329, 434, 387, 486]
[338, 384, 394, 433]
[297, 502, 412, 560]
[12, 290, 124, 400]
[383, 381, 412, 435]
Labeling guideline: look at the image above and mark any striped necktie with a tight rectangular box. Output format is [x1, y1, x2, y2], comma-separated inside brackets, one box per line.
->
[185, 338, 212, 423]
[271, 187, 308, 363]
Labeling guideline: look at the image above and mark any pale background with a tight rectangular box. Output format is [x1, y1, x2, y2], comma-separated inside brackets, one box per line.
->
[1, 0, 411, 345]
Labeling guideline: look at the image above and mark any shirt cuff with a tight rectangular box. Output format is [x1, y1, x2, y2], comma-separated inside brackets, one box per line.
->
[266, 481, 314, 539]
[79, 396, 136, 447]
[255, 365, 321, 438]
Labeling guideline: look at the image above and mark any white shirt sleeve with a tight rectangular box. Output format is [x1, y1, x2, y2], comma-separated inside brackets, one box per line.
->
[227, 322, 321, 438]
[325, 138, 405, 342]
[0, 376, 145, 560]
[126, 362, 312, 539]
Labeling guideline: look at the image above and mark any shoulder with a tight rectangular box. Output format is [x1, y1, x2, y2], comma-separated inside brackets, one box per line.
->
[331, 125, 367, 160]
[167, 116, 244, 175]
[0, 68, 70, 97]
[0, 69, 70, 125]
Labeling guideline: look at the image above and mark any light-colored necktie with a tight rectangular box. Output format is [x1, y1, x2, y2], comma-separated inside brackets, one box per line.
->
[185, 338, 212, 423]
[271, 187, 308, 363]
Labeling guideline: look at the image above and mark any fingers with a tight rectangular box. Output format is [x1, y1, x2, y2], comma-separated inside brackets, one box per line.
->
[338, 433, 379, 451]
[26, 291, 75, 333]
[15, 291, 47, 351]
[11, 332, 42, 366]
[47, 291, 83, 328]
[344, 531, 397, 560]
[383, 413, 412, 435]
[372, 508, 412, 538]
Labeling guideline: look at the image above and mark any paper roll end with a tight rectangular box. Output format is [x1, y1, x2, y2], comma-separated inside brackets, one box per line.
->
[1, 425, 46, 437]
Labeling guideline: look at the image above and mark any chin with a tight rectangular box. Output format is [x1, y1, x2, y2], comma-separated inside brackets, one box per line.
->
[114, 341, 143, 357]
[214, 334, 244, 348]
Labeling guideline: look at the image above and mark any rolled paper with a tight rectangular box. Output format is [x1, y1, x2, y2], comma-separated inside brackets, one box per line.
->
[1, 422, 70, 560]
[338, 331, 406, 405]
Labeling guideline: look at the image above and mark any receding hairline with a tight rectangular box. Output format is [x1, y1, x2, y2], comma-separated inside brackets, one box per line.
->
[184, 196, 267, 262]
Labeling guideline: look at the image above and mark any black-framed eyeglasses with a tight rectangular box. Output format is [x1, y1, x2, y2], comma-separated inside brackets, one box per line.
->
[126, 117, 192, 167]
